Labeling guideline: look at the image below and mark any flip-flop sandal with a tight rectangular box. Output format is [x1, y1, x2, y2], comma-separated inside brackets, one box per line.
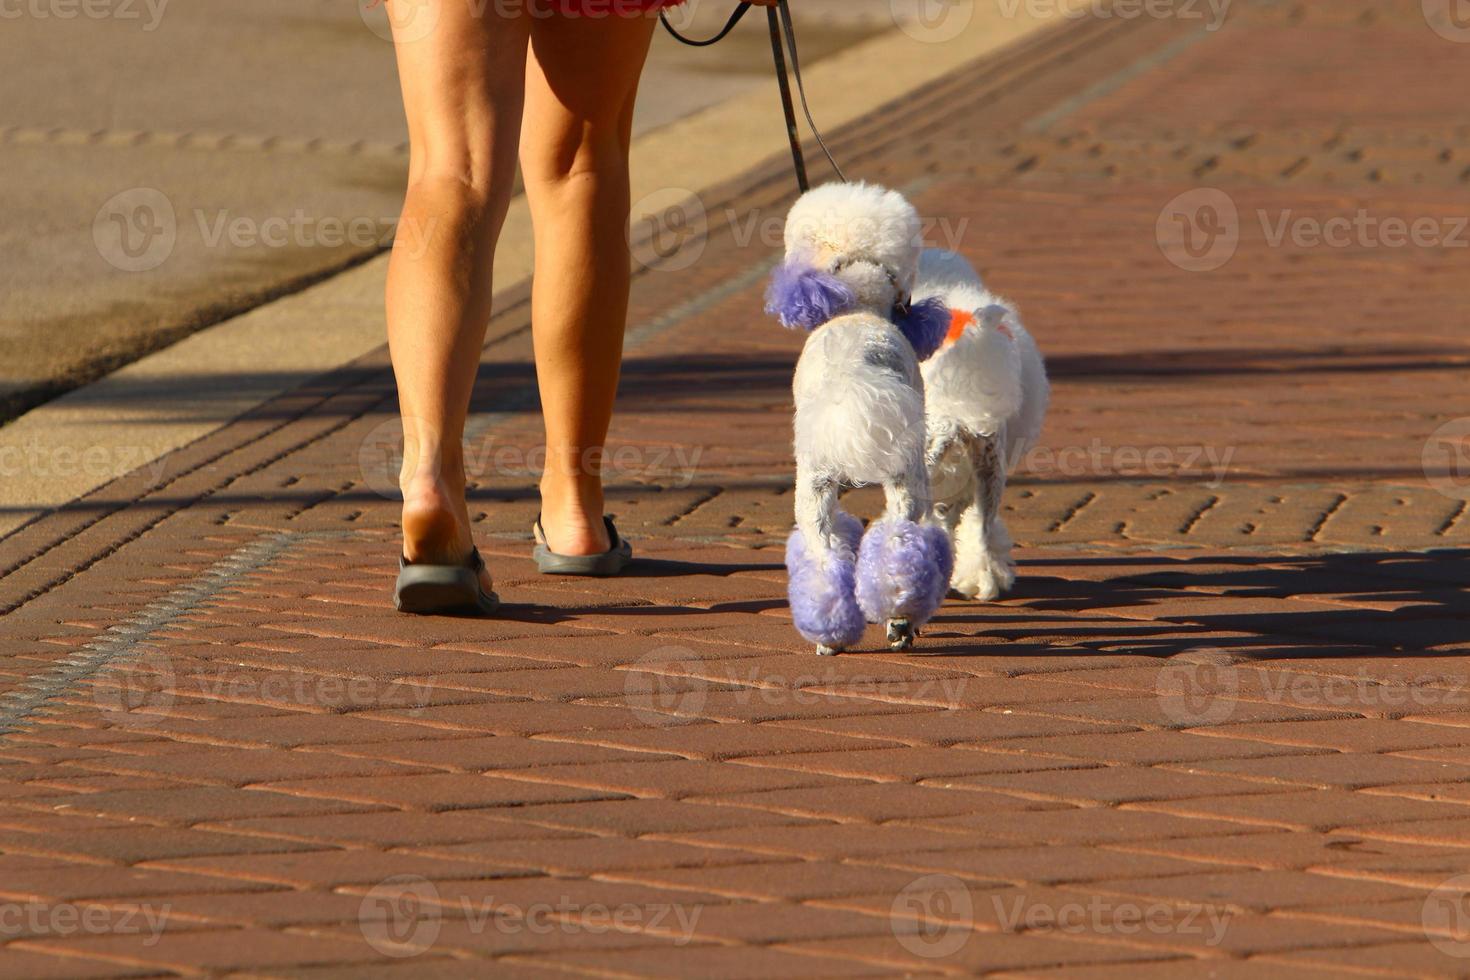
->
[394, 546, 500, 616]
[533, 515, 633, 577]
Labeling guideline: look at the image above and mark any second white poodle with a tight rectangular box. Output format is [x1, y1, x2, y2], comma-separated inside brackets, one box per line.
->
[914, 249, 1049, 600]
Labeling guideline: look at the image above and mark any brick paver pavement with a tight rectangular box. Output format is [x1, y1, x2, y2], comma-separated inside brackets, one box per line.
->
[3, 1, 1470, 976]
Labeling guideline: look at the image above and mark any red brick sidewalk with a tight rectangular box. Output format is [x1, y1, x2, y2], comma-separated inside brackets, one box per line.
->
[3, 1, 1470, 976]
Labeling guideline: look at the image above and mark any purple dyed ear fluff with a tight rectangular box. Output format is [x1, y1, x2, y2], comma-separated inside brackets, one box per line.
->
[895, 295, 951, 361]
[765, 260, 856, 331]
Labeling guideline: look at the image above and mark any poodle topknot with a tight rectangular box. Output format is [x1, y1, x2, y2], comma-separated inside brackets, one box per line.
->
[767, 182, 951, 359]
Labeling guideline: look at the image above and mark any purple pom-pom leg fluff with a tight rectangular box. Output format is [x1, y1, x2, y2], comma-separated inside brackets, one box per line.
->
[786, 511, 865, 656]
[854, 519, 954, 651]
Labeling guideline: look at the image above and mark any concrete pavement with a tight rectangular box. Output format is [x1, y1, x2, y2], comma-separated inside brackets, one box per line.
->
[0, 0, 882, 420]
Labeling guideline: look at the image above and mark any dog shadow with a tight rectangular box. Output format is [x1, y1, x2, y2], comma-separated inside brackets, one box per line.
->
[921, 549, 1470, 660]
[487, 548, 1467, 661]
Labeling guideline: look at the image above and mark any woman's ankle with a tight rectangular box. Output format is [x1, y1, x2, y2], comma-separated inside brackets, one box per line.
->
[401, 460, 471, 565]
[538, 476, 610, 555]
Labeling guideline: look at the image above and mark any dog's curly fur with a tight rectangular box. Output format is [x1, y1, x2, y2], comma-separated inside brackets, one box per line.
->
[915, 249, 1049, 600]
[767, 183, 953, 653]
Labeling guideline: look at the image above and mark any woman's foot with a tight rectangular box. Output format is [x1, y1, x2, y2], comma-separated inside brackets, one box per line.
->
[537, 477, 612, 556]
[401, 476, 495, 597]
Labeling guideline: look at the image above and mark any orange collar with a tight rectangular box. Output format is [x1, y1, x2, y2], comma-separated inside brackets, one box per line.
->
[942, 307, 1013, 347]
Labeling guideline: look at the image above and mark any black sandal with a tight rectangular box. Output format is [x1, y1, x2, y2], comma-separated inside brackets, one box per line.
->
[533, 515, 633, 577]
[394, 546, 500, 616]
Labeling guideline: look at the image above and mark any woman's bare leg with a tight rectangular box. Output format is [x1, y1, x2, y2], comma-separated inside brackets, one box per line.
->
[386, 1, 530, 589]
[520, 11, 657, 555]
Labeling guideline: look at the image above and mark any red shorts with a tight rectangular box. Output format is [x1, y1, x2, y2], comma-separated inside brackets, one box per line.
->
[553, 0, 687, 13]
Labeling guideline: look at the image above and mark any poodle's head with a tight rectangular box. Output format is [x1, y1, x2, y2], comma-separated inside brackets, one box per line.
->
[765, 182, 947, 358]
[765, 182, 923, 327]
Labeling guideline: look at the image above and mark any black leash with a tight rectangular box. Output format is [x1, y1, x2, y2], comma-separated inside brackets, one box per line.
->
[659, 0, 846, 193]
[657, 0, 751, 46]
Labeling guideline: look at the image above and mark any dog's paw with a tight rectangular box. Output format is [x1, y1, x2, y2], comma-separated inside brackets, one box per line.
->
[954, 552, 1014, 601]
[985, 551, 1017, 595]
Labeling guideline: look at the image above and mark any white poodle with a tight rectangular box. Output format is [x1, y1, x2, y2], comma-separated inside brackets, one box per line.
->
[914, 248, 1048, 600]
[765, 183, 954, 656]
